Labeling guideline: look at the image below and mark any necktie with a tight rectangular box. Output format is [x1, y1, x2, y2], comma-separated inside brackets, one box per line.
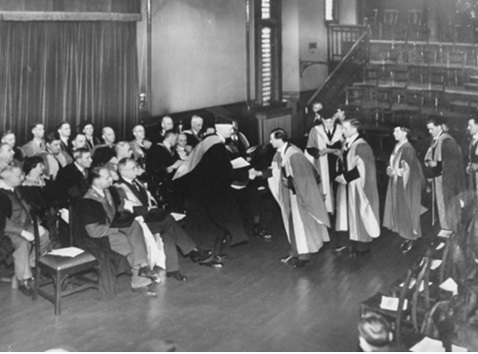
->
[133, 179, 141, 191]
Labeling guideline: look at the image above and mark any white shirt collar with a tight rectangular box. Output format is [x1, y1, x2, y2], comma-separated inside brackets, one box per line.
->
[92, 185, 105, 198]
[216, 134, 226, 143]
[0, 179, 14, 192]
[123, 177, 134, 185]
[345, 133, 359, 146]
[277, 142, 288, 156]
[74, 162, 85, 173]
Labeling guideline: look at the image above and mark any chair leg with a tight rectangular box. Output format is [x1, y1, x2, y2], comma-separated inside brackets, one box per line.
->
[54, 272, 63, 316]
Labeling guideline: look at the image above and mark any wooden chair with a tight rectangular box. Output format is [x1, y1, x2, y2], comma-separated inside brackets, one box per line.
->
[33, 209, 99, 315]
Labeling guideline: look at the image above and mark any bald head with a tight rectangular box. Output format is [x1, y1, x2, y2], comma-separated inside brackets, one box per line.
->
[102, 127, 116, 145]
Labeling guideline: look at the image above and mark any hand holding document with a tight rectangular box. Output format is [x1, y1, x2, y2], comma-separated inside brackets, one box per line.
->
[440, 278, 458, 295]
[231, 157, 250, 169]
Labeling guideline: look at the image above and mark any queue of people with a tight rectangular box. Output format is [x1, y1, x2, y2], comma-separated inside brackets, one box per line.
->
[0, 106, 475, 299]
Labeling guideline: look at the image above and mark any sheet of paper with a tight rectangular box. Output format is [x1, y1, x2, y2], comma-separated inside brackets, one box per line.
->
[436, 242, 445, 250]
[48, 247, 84, 258]
[431, 259, 442, 270]
[440, 278, 458, 295]
[420, 205, 428, 215]
[170, 212, 186, 221]
[410, 336, 467, 352]
[399, 279, 431, 292]
[437, 229, 453, 238]
[230, 157, 250, 169]
[380, 296, 407, 311]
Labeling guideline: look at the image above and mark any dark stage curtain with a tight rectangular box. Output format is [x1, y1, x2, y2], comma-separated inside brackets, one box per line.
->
[0, 21, 139, 143]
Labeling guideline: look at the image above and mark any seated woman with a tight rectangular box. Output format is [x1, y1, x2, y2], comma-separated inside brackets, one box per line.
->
[19, 156, 52, 222]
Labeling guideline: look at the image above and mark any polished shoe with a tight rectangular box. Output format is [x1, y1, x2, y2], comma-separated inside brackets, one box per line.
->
[279, 255, 297, 265]
[214, 254, 229, 262]
[18, 279, 34, 297]
[139, 266, 161, 283]
[166, 271, 187, 282]
[400, 240, 414, 254]
[199, 259, 224, 268]
[189, 249, 213, 263]
[254, 226, 272, 239]
[292, 259, 310, 268]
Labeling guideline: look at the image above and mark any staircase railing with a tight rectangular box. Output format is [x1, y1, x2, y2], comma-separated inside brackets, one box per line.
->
[307, 28, 370, 110]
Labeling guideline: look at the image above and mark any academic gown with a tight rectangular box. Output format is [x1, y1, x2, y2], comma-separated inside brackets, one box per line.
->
[173, 135, 248, 249]
[424, 133, 466, 231]
[267, 144, 330, 256]
[305, 123, 343, 213]
[336, 137, 380, 242]
[383, 141, 425, 240]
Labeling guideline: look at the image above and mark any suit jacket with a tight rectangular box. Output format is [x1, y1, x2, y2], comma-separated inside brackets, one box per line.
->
[21, 139, 45, 157]
[56, 162, 90, 206]
[146, 143, 179, 183]
[92, 144, 116, 167]
[85, 136, 101, 151]
[37, 151, 73, 180]
[0, 188, 34, 238]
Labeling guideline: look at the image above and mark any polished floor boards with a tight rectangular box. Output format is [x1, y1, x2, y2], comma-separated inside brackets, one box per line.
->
[0, 199, 436, 352]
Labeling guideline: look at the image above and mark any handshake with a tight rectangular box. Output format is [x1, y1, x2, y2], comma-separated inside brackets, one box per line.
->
[248, 168, 261, 180]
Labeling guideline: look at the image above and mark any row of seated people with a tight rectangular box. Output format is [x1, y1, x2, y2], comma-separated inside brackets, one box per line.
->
[0, 114, 272, 298]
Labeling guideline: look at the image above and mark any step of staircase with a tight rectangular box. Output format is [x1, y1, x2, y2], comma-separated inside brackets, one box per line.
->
[464, 82, 478, 91]
[469, 76, 478, 84]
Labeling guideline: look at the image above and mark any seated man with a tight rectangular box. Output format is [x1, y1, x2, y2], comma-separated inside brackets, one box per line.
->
[129, 124, 152, 168]
[145, 130, 182, 208]
[0, 164, 50, 296]
[92, 127, 116, 167]
[21, 122, 46, 157]
[0, 142, 15, 170]
[183, 115, 203, 148]
[82, 166, 158, 292]
[115, 158, 214, 281]
[56, 148, 93, 207]
[38, 132, 73, 181]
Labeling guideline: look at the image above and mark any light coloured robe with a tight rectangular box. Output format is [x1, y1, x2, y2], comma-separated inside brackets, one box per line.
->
[305, 124, 343, 213]
[268, 144, 330, 255]
[336, 138, 380, 242]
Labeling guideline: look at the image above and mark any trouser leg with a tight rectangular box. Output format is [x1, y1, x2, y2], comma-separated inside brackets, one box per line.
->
[119, 221, 149, 268]
[161, 233, 179, 272]
[7, 234, 32, 281]
[161, 215, 196, 255]
[108, 232, 134, 267]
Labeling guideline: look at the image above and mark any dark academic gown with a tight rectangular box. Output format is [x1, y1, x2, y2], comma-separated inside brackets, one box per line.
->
[55, 162, 90, 207]
[424, 132, 466, 231]
[383, 141, 425, 240]
[174, 135, 248, 250]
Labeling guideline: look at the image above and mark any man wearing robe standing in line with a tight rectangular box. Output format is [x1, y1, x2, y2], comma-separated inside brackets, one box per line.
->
[424, 117, 466, 232]
[383, 124, 425, 254]
[334, 118, 380, 258]
[466, 117, 478, 197]
[251, 128, 330, 268]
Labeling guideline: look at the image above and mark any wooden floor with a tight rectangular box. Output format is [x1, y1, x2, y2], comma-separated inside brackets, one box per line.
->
[0, 195, 439, 352]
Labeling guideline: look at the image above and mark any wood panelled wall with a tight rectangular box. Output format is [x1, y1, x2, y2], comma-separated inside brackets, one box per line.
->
[0, 0, 139, 13]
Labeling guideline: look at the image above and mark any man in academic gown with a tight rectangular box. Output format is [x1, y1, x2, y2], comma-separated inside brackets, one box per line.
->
[424, 117, 466, 232]
[305, 109, 344, 213]
[383, 124, 425, 254]
[334, 118, 380, 257]
[252, 128, 330, 268]
[173, 123, 248, 263]
[466, 117, 478, 196]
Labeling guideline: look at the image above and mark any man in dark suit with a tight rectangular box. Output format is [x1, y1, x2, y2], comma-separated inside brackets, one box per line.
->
[56, 148, 93, 207]
[115, 158, 213, 281]
[56, 121, 73, 158]
[0, 164, 50, 296]
[146, 130, 182, 207]
[81, 121, 101, 152]
[92, 126, 117, 167]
